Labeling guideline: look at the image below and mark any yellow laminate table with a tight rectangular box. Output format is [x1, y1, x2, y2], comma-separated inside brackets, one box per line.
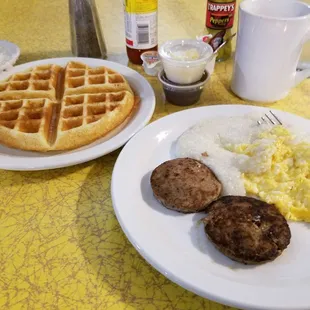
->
[0, 0, 309, 309]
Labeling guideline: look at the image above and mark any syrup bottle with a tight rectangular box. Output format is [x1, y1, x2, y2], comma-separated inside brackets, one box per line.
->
[123, 0, 158, 65]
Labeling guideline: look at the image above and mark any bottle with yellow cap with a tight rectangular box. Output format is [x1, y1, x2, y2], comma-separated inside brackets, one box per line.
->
[123, 0, 158, 65]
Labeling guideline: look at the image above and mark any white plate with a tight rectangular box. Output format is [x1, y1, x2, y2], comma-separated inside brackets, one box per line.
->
[0, 57, 155, 171]
[112, 105, 310, 310]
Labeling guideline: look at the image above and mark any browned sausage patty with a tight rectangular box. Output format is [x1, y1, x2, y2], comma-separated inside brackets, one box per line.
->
[203, 196, 291, 264]
[150, 158, 222, 213]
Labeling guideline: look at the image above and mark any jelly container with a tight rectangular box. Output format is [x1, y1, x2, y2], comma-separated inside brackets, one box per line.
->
[158, 69, 210, 106]
[159, 39, 213, 84]
[140, 51, 162, 76]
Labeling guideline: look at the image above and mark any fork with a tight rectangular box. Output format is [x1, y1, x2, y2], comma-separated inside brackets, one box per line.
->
[257, 110, 283, 126]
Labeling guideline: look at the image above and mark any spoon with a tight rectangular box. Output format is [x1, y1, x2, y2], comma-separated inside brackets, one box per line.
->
[213, 33, 237, 54]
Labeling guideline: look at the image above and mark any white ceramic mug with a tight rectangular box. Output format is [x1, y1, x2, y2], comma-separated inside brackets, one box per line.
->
[231, 0, 310, 102]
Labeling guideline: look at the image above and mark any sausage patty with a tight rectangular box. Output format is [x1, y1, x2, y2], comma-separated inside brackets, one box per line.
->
[203, 196, 291, 264]
[150, 158, 222, 213]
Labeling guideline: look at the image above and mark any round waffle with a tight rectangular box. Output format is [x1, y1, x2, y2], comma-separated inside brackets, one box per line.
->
[0, 61, 136, 151]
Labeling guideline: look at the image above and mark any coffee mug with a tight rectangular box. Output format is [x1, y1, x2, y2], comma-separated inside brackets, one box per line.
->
[231, 0, 310, 102]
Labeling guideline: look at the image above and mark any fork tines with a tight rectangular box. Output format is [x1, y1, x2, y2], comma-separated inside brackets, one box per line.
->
[257, 110, 283, 126]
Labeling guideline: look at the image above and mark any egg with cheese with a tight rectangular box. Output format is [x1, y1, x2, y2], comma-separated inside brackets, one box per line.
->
[227, 125, 310, 222]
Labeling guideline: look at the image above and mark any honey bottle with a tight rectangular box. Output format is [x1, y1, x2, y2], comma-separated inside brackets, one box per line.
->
[205, 0, 236, 62]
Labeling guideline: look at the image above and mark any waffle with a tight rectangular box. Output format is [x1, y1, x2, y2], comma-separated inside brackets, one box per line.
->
[0, 64, 62, 101]
[0, 61, 136, 152]
[0, 98, 57, 151]
[53, 91, 134, 150]
[64, 61, 133, 96]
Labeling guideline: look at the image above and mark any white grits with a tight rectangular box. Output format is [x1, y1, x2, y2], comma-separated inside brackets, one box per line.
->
[175, 114, 274, 195]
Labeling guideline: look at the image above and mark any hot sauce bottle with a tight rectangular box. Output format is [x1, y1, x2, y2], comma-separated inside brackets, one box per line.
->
[123, 0, 158, 65]
[205, 0, 236, 62]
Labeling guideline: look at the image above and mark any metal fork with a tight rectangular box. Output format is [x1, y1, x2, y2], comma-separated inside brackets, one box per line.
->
[257, 110, 283, 126]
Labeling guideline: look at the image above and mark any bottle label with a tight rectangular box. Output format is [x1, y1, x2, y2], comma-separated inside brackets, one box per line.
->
[206, 0, 236, 30]
[208, 29, 226, 51]
[124, 0, 158, 49]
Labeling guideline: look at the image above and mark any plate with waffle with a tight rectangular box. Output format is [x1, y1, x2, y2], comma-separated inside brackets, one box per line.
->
[0, 57, 155, 170]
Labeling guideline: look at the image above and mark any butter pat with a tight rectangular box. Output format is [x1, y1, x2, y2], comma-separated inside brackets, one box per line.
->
[169, 48, 200, 61]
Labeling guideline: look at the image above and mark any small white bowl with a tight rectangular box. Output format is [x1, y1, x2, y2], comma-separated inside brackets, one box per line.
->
[0, 40, 20, 73]
[159, 39, 213, 85]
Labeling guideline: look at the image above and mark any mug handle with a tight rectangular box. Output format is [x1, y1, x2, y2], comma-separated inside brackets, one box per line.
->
[295, 31, 310, 86]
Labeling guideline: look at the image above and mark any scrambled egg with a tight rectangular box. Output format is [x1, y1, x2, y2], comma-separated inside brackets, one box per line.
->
[227, 125, 310, 222]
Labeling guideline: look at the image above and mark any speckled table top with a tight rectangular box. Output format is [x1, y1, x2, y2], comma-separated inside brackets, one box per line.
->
[0, 0, 309, 309]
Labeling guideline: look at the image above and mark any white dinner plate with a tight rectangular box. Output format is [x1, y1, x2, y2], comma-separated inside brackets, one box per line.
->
[0, 57, 155, 170]
[112, 105, 310, 310]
